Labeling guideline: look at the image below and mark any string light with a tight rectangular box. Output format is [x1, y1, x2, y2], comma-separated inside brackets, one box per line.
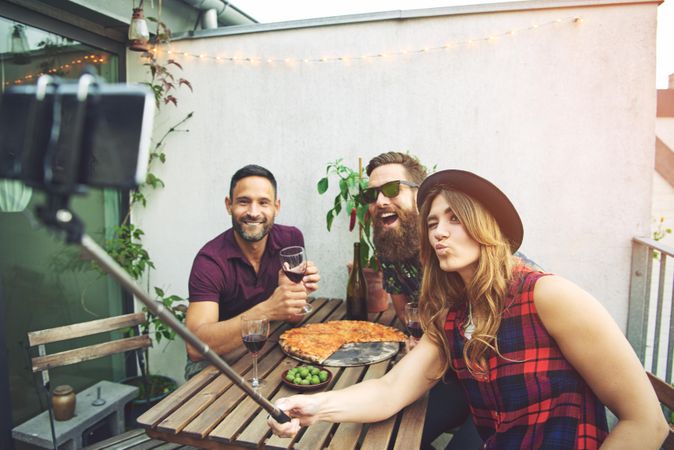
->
[149, 16, 582, 67]
[4, 53, 108, 86]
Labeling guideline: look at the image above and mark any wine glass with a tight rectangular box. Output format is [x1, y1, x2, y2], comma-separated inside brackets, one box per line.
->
[280, 245, 312, 314]
[241, 315, 270, 389]
[405, 302, 422, 341]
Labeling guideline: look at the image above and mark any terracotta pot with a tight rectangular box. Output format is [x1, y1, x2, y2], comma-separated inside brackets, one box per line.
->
[346, 264, 391, 313]
[52, 384, 76, 421]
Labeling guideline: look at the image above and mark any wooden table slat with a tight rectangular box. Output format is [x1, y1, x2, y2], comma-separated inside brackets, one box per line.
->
[293, 366, 368, 450]
[235, 384, 300, 448]
[359, 416, 398, 450]
[137, 367, 220, 428]
[392, 393, 428, 450]
[326, 360, 392, 450]
[182, 347, 289, 438]
[207, 358, 296, 441]
[147, 429, 249, 450]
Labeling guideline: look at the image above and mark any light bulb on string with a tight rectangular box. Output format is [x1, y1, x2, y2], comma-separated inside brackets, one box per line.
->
[162, 16, 582, 68]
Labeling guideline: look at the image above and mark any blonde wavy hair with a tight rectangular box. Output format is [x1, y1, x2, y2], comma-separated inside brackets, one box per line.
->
[418, 187, 515, 378]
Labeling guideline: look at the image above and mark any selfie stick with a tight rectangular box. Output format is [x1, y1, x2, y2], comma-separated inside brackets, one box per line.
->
[29, 74, 290, 425]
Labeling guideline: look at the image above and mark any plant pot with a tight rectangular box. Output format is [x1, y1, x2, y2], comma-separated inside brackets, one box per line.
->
[347, 264, 391, 313]
[121, 375, 177, 428]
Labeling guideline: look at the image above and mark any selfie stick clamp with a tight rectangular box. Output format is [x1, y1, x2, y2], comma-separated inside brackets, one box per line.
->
[29, 74, 291, 425]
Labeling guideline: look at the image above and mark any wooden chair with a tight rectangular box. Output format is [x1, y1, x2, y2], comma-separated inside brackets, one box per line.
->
[647, 371, 674, 450]
[12, 313, 152, 450]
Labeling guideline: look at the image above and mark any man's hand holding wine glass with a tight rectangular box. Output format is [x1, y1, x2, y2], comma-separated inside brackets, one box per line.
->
[257, 260, 320, 322]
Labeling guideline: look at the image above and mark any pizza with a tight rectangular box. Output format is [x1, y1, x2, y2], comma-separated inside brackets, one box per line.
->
[279, 320, 406, 364]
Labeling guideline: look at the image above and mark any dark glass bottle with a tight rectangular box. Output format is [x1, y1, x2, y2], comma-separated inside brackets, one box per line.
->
[346, 242, 368, 321]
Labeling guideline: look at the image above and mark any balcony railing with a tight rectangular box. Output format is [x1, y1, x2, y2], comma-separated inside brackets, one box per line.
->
[627, 237, 674, 384]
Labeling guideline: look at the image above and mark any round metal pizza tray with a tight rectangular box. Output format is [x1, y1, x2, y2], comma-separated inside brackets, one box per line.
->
[282, 341, 402, 367]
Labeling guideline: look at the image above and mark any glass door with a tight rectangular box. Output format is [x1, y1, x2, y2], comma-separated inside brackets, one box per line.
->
[0, 16, 127, 428]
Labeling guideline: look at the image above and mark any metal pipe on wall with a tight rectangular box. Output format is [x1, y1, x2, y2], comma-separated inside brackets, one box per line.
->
[180, 0, 256, 27]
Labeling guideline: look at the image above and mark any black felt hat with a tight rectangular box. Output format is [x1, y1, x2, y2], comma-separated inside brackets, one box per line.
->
[417, 169, 523, 252]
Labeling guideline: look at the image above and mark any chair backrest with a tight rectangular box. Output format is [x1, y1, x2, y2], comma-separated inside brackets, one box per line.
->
[27, 312, 151, 375]
[646, 371, 674, 450]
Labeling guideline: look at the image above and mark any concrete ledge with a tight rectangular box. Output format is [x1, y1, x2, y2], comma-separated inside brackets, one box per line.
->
[12, 380, 138, 450]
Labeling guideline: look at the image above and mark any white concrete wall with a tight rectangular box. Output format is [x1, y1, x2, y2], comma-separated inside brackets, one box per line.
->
[127, 0, 659, 383]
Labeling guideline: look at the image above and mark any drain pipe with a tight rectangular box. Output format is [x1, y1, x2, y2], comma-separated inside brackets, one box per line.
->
[180, 0, 256, 28]
[201, 8, 218, 29]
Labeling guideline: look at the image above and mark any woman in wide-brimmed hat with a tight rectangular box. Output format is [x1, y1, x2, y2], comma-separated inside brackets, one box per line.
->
[268, 170, 668, 449]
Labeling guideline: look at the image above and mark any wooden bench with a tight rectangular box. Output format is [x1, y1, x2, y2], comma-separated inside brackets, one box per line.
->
[12, 312, 151, 450]
[647, 371, 674, 450]
[82, 428, 198, 449]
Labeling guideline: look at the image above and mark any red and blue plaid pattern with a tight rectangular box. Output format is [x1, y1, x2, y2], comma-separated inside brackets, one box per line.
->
[444, 268, 608, 449]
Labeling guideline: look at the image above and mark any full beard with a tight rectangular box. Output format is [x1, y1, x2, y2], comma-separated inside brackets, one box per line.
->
[373, 208, 420, 262]
[232, 215, 273, 242]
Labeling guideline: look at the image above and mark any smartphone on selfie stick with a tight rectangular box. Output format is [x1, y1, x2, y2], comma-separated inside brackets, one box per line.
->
[0, 71, 290, 431]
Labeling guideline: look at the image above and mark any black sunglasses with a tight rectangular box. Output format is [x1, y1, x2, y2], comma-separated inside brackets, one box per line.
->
[359, 180, 419, 204]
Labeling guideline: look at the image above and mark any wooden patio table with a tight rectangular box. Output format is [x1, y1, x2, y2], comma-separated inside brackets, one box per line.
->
[137, 297, 427, 449]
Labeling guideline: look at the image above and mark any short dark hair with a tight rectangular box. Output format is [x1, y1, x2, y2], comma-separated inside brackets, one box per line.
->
[229, 164, 278, 198]
[366, 151, 427, 185]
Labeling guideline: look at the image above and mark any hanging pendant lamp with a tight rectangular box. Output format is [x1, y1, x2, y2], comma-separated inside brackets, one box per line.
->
[128, 3, 150, 52]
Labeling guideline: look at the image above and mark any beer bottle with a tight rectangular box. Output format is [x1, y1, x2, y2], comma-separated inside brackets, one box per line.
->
[346, 242, 368, 320]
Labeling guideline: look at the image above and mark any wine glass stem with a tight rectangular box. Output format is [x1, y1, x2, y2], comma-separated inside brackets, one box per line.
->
[253, 354, 259, 386]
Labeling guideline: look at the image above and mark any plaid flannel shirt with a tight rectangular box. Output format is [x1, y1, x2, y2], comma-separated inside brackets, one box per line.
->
[444, 267, 609, 449]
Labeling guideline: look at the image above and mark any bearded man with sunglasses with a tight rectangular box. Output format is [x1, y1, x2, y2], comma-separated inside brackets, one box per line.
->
[363, 152, 481, 450]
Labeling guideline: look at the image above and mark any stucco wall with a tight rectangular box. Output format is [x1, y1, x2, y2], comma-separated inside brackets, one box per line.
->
[127, 0, 659, 382]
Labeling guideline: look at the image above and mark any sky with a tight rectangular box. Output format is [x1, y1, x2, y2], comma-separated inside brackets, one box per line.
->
[233, 0, 674, 89]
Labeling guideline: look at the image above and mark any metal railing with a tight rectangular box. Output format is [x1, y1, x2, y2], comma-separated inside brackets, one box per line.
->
[626, 237, 674, 383]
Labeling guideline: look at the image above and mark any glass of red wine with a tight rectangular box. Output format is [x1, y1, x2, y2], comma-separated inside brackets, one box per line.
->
[279, 246, 312, 314]
[241, 315, 270, 389]
[405, 302, 422, 340]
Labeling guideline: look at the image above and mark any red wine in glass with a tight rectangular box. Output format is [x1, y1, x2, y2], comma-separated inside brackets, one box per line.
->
[279, 246, 312, 314]
[241, 315, 270, 389]
[283, 267, 305, 283]
[404, 302, 421, 343]
[406, 321, 423, 339]
[243, 333, 268, 353]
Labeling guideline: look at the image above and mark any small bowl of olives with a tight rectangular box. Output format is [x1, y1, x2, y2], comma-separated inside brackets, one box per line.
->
[281, 364, 333, 391]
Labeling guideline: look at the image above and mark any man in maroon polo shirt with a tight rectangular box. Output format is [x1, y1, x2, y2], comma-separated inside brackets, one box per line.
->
[184, 165, 320, 379]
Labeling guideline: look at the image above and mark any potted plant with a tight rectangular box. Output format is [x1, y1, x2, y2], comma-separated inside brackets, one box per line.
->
[120, 286, 186, 427]
[317, 158, 389, 312]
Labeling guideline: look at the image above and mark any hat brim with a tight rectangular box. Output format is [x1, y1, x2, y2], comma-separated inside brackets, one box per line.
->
[417, 169, 523, 253]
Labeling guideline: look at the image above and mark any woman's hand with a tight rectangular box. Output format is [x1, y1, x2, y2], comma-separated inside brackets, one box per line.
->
[267, 394, 323, 438]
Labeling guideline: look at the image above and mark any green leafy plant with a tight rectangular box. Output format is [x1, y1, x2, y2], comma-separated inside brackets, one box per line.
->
[317, 158, 377, 270]
[101, 19, 193, 399]
[143, 287, 187, 344]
